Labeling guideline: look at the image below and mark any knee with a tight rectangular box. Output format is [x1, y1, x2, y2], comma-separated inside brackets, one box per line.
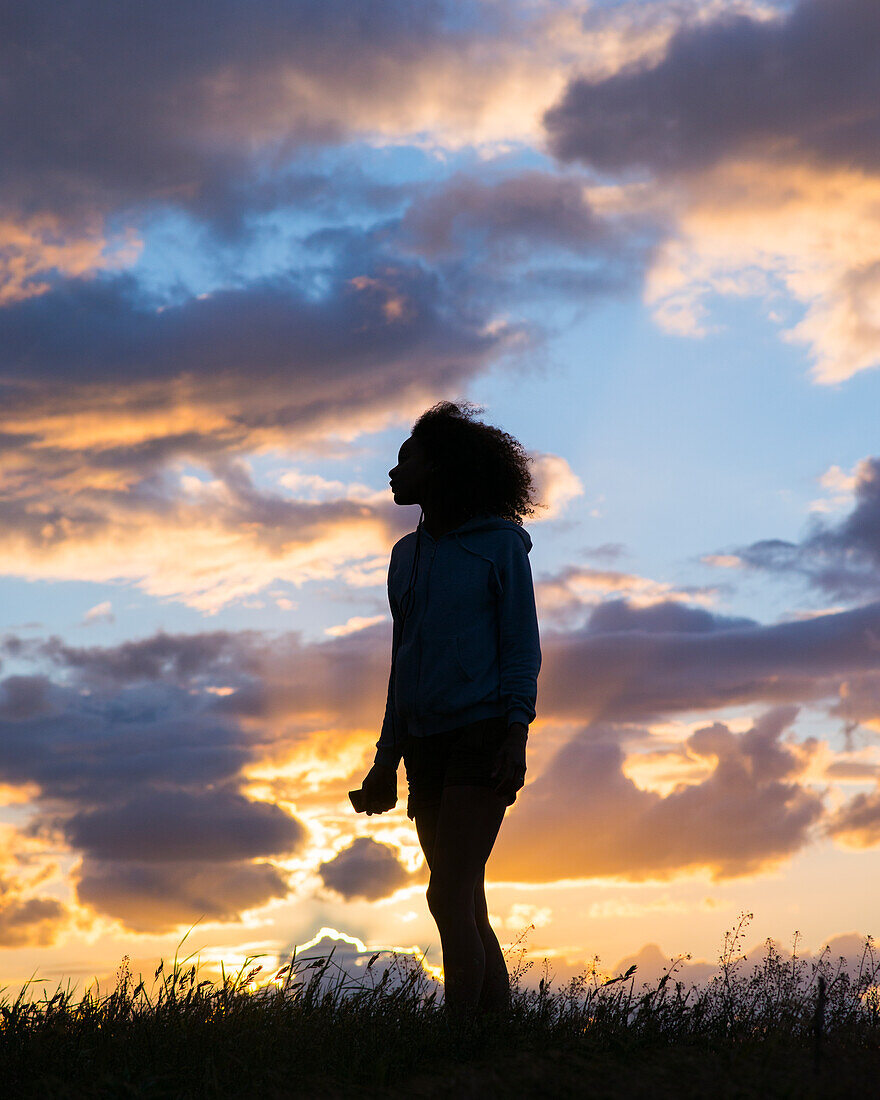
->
[426, 873, 472, 926]
[473, 907, 493, 940]
[425, 875, 449, 923]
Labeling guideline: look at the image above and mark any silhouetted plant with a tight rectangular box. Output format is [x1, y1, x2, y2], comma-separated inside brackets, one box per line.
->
[0, 915, 878, 1095]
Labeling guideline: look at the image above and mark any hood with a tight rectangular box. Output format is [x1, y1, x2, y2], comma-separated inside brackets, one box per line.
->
[450, 514, 533, 552]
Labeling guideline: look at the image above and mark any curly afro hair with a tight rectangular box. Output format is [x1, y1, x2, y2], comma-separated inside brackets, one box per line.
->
[410, 401, 538, 524]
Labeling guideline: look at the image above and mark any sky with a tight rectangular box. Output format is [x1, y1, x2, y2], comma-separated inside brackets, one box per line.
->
[2, 0, 880, 993]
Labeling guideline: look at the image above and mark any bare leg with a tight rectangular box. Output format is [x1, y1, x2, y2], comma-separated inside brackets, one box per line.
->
[416, 785, 507, 1016]
[415, 794, 510, 1012]
[473, 868, 510, 1013]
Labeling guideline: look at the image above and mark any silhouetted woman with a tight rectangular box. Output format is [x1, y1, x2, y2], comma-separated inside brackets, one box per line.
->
[358, 402, 541, 1018]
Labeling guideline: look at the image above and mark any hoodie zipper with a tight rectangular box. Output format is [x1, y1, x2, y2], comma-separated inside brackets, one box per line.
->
[414, 535, 437, 716]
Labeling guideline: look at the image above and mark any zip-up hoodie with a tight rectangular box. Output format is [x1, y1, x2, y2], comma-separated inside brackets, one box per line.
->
[374, 514, 541, 769]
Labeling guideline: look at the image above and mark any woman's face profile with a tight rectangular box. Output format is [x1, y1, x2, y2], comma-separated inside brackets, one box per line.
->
[389, 436, 434, 506]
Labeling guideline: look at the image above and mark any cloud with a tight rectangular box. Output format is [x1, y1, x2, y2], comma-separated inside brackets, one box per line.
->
[395, 168, 658, 309]
[5, 567, 879, 928]
[0, 211, 140, 306]
[401, 171, 605, 256]
[64, 789, 305, 863]
[542, 1, 880, 383]
[826, 782, 880, 849]
[0, 4, 745, 616]
[0, 674, 56, 720]
[0, 228, 520, 606]
[492, 707, 823, 882]
[319, 837, 413, 902]
[0, 652, 311, 932]
[0, 825, 70, 946]
[809, 463, 860, 516]
[545, 0, 880, 175]
[0, 430, 409, 610]
[639, 161, 880, 381]
[0, 881, 67, 948]
[587, 600, 754, 635]
[529, 452, 584, 520]
[3, 0, 728, 233]
[1, 623, 392, 738]
[82, 600, 114, 625]
[2, 0, 470, 224]
[0, 252, 507, 469]
[539, 598, 880, 723]
[536, 565, 722, 628]
[0, 260, 499, 393]
[325, 615, 387, 639]
[275, 926, 439, 993]
[28, 629, 252, 686]
[736, 457, 880, 600]
[9, 575, 880, 750]
[76, 859, 290, 934]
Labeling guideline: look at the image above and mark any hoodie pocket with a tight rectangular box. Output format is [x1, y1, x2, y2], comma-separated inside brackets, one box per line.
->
[417, 637, 466, 714]
[455, 623, 495, 682]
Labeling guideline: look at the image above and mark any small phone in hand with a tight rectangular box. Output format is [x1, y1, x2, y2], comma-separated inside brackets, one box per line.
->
[349, 788, 367, 813]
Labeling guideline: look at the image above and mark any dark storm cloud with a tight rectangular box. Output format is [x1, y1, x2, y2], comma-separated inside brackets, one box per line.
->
[736, 458, 880, 600]
[76, 859, 290, 933]
[2, 623, 393, 737]
[397, 169, 653, 302]
[1, 0, 476, 224]
[586, 599, 756, 635]
[0, 660, 306, 931]
[0, 257, 501, 400]
[540, 599, 880, 723]
[319, 837, 413, 902]
[9, 584, 880, 764]
[401, 171, 616, 260]
[65, 789, 305, 863]
[545, 0, 880, 175]
[33, 630, 252, 686]
[0, 683, 252, 799]
[0, 673, 56, 719]
[492, 707, 823, 881]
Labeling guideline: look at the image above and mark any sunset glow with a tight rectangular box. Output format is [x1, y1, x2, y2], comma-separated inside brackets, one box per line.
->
[3, 0, 880, 995]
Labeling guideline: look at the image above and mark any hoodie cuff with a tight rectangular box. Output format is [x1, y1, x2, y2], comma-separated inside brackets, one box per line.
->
[507, 709, 532, 733]
[374, 745, 402, 770]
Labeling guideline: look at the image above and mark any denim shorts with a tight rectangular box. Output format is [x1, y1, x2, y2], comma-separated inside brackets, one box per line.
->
[401, 715, 517, 820]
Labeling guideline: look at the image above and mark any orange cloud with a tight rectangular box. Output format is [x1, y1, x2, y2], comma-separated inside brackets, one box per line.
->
[643, 162, 880, 383]
[0, 827, 69, 947]
[492, 708, 823, 882]
[0, 212, 140, 304]
[536, 564, 721, 627]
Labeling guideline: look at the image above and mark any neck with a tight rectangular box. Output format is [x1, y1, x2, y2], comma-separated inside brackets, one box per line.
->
[421, 503, 469, 539]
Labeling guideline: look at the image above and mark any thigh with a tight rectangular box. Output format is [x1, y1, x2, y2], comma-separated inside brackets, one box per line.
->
[414, 801, 441, 871]
[444, 717, 519, 807]
[430, 784, 507, 892]
[404, 731, 454, 822]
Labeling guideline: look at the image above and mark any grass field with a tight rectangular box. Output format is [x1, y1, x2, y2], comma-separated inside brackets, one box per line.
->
[1, 917, 878, 1098]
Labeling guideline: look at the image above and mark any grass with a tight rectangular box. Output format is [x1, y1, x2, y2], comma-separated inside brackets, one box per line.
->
[1, 915, 878, 1098]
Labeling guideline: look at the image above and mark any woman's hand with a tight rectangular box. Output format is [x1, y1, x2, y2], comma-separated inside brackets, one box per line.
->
[492, 723, 527, 801]
[361, 763, 398, 815]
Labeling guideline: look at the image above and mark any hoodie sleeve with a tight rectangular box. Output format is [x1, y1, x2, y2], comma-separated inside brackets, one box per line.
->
[374, 548, 404, 769]
[497, 532, 541, 730]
